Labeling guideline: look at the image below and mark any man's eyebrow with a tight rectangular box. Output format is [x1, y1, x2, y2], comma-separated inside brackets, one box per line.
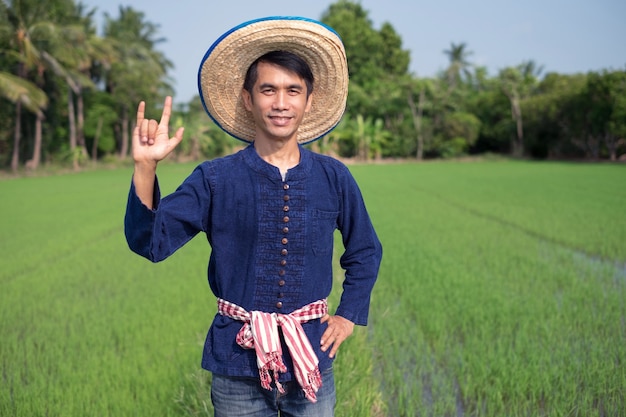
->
[258, 82, 304, 90]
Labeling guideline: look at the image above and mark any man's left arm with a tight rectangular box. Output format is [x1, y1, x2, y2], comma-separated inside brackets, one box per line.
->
[320, 170, 383, 358]
[320, 314, 354, 358]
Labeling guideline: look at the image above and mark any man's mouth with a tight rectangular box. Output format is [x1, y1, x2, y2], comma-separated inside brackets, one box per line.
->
[269, 115, 292, 126]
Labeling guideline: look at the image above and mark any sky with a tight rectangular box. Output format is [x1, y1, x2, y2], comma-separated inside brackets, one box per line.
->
[81, 0, 626, 103]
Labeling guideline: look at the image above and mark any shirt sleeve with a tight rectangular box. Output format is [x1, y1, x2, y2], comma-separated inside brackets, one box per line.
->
[124, 164, 212, 262]
[334, 169, 383, 326]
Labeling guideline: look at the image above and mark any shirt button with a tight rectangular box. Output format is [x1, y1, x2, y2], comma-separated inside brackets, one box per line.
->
[276, 301, 283, 309]
[281, 238, 288, 245]
[283, 216, 290, 223]
[281, 249, 288, 256]
[278, 279, 286, 286]
[283, 195, 290, 202]
[280, 259, 287, 266]
[282, 227, 289, 234]
[283, 206, 289, 212]
[283, 184, 289, 190]
[278, 292, 284, 298]
[278, 269, 285, 276]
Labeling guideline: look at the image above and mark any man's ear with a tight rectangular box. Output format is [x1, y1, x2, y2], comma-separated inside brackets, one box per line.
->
[305, 93, 313, 113]
[242, 88, 253, 111]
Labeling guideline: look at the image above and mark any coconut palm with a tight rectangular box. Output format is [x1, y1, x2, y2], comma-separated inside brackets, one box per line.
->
[41, 5, 110, 167]
[0, 71, 48, 171]
[443, 42, 473, 90]
[3, 0, 52, 171]
[499, 60, 543, 157]
[103, 6, 173, 159]
[406, 78, 430, 160]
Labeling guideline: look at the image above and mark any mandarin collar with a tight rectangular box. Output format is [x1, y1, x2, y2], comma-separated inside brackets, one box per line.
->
[242, 143, 312, 182]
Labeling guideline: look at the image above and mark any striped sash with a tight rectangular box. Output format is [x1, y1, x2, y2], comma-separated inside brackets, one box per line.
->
[217, 298, 328, 402]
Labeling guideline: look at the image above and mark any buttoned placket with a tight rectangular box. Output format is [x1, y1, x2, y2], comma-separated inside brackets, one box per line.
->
[277, 182, 290, 310]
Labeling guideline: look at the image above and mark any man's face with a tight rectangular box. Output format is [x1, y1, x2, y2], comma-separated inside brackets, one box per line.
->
[242, 62, 313, 143]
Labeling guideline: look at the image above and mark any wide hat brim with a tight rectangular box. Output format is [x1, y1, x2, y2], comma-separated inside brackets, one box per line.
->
[198, 16, 349, 144]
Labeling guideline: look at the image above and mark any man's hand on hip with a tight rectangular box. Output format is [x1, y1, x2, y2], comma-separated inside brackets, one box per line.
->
[320, 315, 354, 358]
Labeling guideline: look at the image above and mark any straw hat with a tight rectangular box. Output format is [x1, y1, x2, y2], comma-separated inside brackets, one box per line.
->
[198, 16, 349, 144]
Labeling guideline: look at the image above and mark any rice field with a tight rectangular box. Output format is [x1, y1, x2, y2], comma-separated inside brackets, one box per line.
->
[1, 159, 624, 416]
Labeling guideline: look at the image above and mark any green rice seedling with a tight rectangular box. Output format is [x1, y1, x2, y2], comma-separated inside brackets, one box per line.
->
[1, 166, 210, 416]
[1, 160, 624, 417]
[349, 161, 625, 416]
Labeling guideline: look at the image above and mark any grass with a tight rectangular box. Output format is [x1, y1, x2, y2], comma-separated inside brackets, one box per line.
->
[1, 165, 210, 416]
[351, 161, 625, 416]
[1, 159, 624, 416]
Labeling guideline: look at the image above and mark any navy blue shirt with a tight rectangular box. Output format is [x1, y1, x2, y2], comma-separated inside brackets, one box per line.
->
[125, 144, 382, 379]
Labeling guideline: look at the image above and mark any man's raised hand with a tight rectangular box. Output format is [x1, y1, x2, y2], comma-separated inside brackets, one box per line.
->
[132, 96, 184, 167]
[131, 96, 184, 208]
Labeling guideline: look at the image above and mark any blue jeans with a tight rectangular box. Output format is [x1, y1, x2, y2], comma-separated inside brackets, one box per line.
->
[211, 368, 336, 417]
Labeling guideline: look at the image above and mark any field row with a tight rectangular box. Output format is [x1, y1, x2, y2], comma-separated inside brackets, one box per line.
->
[1, 160, 624, 416]
[351, 162, 625, 416]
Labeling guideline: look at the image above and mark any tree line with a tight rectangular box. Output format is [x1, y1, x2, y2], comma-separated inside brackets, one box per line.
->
[1, 0, 625, 173]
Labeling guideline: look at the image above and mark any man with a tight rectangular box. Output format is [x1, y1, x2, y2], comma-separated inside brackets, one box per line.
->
[125, 17, 382, 417]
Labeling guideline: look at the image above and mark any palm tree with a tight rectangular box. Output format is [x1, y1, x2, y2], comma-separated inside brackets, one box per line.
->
[3, 0, 88, 170]
[407, 78, 429, 160]
[4, 0, 125, 171]
[103, 6, 173, 159]
[0, 71, 48, 171]
[499, 60, 543, 157]
[41, 8, 107, 168]
[443, 42, 473, 90]
[434, 43, 474, 153]
[4, 0, 50, 171]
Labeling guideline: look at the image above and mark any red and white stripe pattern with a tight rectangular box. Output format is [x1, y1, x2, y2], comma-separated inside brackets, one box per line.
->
[217, 298, 328, 402]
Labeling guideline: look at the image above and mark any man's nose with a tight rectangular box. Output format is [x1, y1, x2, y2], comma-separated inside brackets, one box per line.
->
[272, 91, 288, 110]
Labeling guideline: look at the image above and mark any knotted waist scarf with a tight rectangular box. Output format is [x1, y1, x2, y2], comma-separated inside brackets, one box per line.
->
[217, 298, 328, 402]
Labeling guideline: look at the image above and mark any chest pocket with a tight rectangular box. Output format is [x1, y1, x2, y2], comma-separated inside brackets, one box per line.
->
[312, 209, 339, 255]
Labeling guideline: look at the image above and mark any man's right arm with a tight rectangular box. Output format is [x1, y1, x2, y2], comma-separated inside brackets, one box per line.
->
[132, 162, 158, 209]
[131, 96, 184, 209]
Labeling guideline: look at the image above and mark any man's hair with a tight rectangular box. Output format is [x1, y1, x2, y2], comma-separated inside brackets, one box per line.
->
[243, 50, 314, 98]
